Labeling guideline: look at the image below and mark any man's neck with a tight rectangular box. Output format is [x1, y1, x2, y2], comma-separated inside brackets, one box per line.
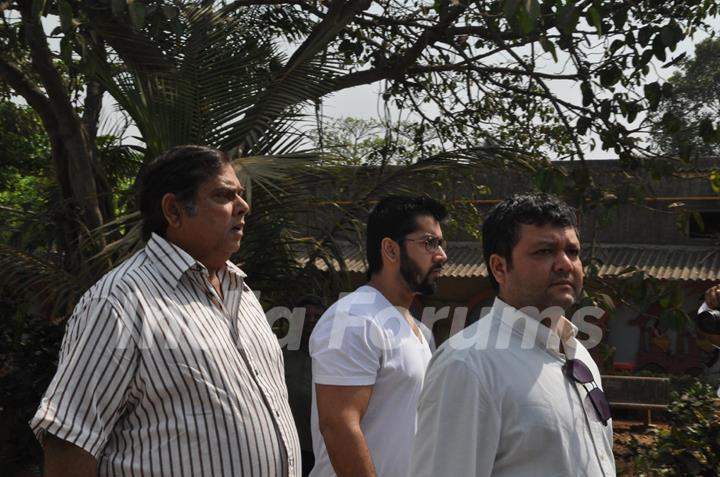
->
[367, 274, 415, 310]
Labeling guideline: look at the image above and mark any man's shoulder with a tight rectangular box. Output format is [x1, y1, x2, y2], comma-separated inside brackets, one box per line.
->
[82, 247, 152, 302]
[322, 286, 392, 321]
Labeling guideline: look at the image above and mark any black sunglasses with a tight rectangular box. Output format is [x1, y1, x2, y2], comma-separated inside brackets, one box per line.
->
[563, 359, 612, 426]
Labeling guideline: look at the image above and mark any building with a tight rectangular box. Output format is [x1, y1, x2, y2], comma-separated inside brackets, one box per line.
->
[316, 158, 720, 375]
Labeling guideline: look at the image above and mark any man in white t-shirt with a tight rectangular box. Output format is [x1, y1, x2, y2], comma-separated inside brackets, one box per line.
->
[309, 195, 448, 477]
[412, 193, 615, 477]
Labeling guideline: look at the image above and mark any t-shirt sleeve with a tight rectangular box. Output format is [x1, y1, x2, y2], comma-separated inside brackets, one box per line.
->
[309, 312, 384, 386]
[30, 295, 139, 459]
[411, 352, 500, 477]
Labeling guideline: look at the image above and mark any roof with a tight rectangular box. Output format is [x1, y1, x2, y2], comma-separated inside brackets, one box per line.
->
[311, 242, 720, 282]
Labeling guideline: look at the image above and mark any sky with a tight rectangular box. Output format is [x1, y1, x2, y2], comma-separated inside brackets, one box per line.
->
[318, 16, 720, 160]
[27, 10, 720, 159]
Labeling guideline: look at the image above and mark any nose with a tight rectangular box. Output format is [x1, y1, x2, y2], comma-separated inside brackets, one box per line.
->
[235, 195, 250, 215]
[435, 245, 448, 263]
[553, 251, 574, 272]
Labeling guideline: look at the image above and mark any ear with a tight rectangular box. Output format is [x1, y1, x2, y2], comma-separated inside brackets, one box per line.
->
[380, 237, 400, 265]
[161, 192, 183, 230]
[489, 254, 508, 288]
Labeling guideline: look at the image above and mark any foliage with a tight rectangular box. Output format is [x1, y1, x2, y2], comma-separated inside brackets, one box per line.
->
[311, 117, 436, 166]
[0, 302, 65, 473]
[650, 38, 720, 159]
[2, 0, 720, 469]
[633, 381, 720, 476]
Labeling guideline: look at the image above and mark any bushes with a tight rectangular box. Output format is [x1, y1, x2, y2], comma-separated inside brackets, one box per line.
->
[0, 304, 65, 475]
[634, 381, 720, 476]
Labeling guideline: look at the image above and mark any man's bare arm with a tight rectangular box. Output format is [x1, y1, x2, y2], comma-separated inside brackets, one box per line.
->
[43, 433, 97, 477]
[316, 384, 375, 477]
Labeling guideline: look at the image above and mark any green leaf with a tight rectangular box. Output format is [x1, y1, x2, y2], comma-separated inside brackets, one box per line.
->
[128, 0, 147, 29]
[612, 7, 628, 30]
[31, 0, 47, 18]
[709, 170, 720, 193]
[698, 117, 715, 142]
[59, 35, 72, 66]
[539, 36, 558, 62]
[588, 6, 602, 35]
[517, 0, 540, 34]
[525, 0, 540, 23]
[652, 35, 667, 62]
[644, 82, 661, 109]
[556, 4, 580, 36]
[59, 0, 73, 33]
[576, 116, 591, 135]
[609, 39, 625, 55]
[503, 0, 522, 19]
[599, 64, 622, 87]
[671, 286, 684, 307]
[661, 22, 683, 51]
[581, 81, 594, 106]
[638, 26, 652, 47]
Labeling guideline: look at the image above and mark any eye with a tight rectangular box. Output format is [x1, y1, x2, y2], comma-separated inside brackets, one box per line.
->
[535, 248, 552, 255]
[566, 248, 580, 259]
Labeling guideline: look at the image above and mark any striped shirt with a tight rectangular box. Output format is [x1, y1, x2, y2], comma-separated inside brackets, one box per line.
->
[31, 233, 301, 476]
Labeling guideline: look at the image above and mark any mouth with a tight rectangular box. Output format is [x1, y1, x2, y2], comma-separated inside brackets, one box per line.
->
[550, 280, 574, 290]
[230, 223, 244, 234]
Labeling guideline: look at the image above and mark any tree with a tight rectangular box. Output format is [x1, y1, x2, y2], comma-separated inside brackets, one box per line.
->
[650, 37, 720, 159]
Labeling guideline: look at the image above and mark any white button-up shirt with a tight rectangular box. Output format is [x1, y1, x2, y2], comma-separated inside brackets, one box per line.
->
[31, 233, 300, 476]
[411, 298, 615, 477]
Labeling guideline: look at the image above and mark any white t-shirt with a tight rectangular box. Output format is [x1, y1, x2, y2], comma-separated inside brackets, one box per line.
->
[411, 298, 615, 477]
[309, 285, 434, 477]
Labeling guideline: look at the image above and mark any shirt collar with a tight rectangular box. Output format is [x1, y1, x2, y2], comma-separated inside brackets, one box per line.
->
[491, 297, 579, 360]
[145, 233, 247, 288]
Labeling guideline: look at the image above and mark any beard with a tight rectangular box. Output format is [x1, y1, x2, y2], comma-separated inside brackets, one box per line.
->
[400, 245, 441, 296]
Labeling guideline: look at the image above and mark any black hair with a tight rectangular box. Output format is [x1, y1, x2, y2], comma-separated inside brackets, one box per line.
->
[482, 193, 578, 291]
[137, 145, 232, 240]
[366, 195, 447, 279]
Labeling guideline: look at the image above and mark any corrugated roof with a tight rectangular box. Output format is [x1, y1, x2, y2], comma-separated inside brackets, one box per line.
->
[588, 243, 720, 281]
[310, 242, 720, 281]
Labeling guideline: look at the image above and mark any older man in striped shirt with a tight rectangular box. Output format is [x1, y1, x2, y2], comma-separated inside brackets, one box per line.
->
[31, 145, 301, 476]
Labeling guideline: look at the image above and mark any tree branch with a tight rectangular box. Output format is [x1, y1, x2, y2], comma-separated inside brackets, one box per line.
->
[407, 63, 580, 80]
[0, 54, 55, 122]
[17, 0, 104, 233]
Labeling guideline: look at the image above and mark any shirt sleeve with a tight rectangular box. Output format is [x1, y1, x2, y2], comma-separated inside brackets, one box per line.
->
[411, 352, 500, 477]
[30, 295, 139, 459]
[309, 312, 384, 386]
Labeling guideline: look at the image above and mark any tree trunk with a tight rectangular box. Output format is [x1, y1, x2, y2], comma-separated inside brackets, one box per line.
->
[18, 1, 105, 240]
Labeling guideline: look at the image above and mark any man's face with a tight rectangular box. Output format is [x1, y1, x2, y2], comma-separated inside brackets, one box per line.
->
[399, 215, 447, 295]
[493, 223, 583, 312]
[175, 163, 249, 267]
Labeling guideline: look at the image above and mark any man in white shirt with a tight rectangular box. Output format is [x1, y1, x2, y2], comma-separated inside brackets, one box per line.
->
[412, 193, 615, 477]
[309, 195, 448, 477]
[31, 146, 300, 477]
[697, 283, 720, 396]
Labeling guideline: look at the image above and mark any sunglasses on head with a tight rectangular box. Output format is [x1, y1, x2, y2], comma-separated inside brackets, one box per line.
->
[563, 359, 612, 426]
